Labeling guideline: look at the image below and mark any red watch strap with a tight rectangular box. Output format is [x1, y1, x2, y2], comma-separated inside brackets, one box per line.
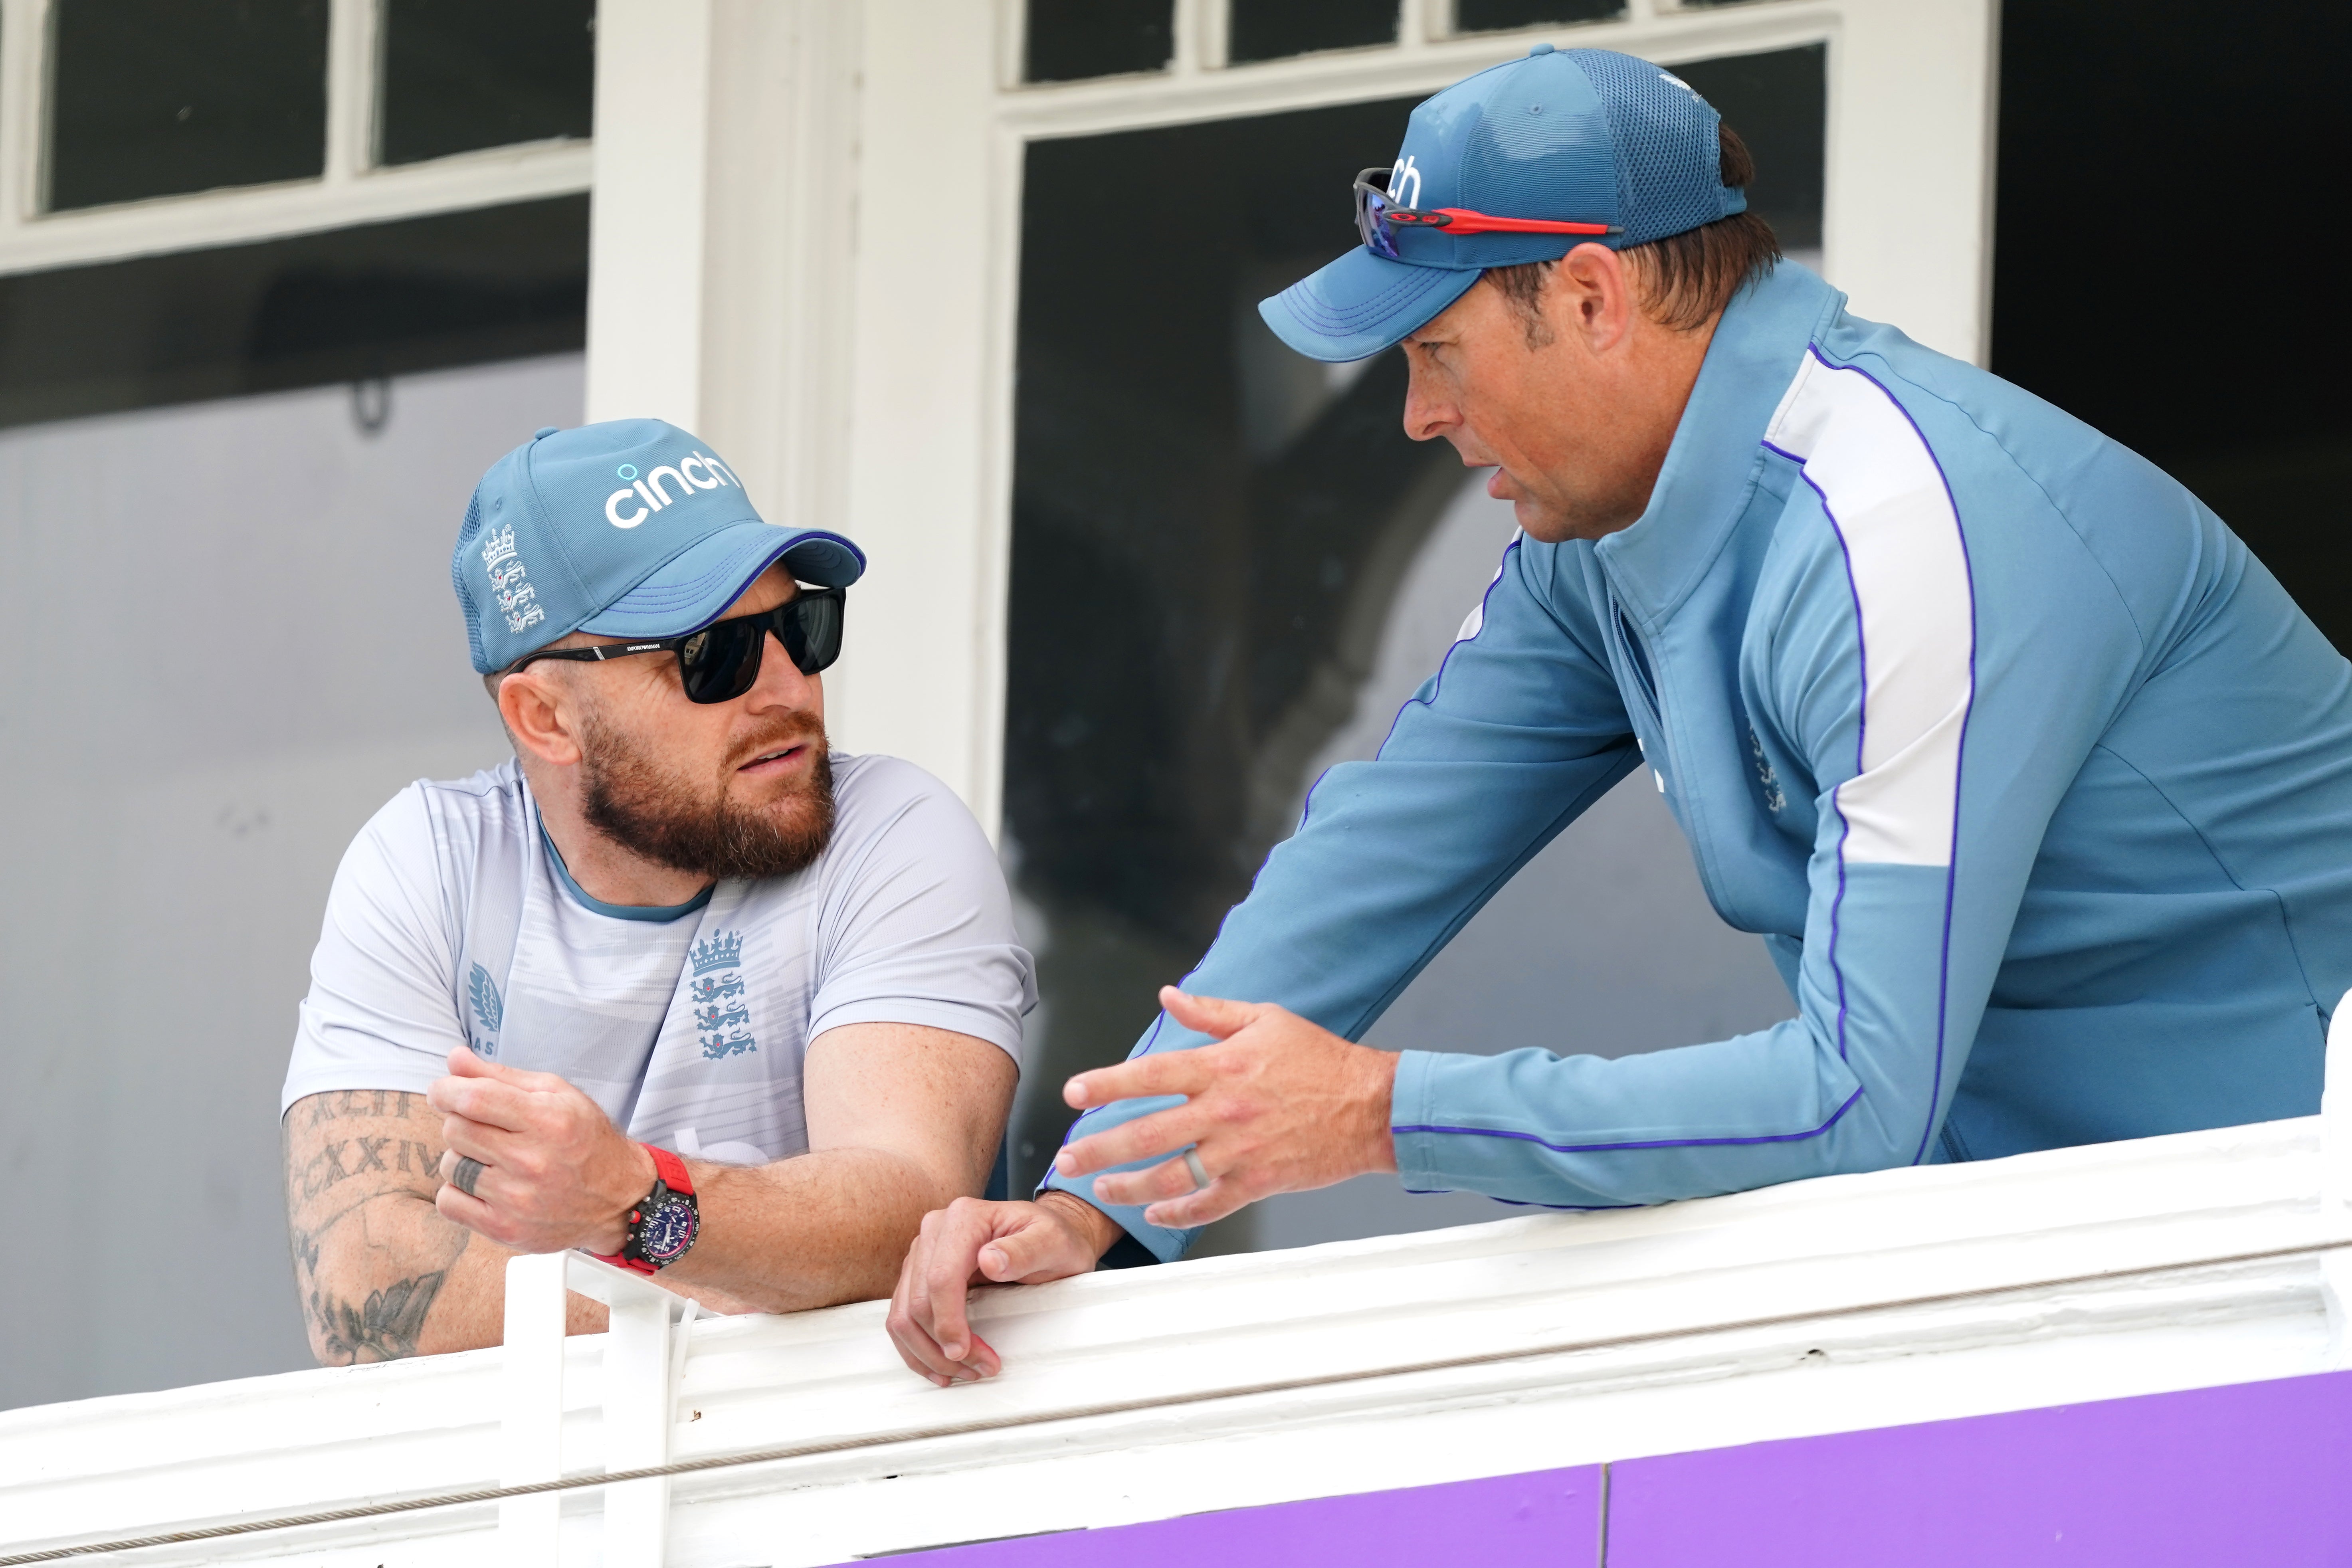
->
[645, 1143, 694, 1197]
[584, 1145, 693, 1274]
[590, 1249, 659, 1275]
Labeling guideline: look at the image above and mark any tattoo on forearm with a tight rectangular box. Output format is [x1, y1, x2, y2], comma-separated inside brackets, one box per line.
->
[285, 1090, 463, 1364]
[307, 1271, 448, 1363]
[294, 1136, 436, 1200]
[304, 1089, 418, 1127]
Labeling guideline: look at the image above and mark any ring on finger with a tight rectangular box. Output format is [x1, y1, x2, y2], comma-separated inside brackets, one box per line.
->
[1182, 1148, 1210, 1193]
[450, 1156, 487, 1198]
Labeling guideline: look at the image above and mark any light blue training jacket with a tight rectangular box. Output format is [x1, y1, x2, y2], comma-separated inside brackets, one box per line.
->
[1048, 261, 2352, 1261]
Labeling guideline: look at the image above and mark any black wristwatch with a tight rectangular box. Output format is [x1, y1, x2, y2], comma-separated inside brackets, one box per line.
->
[589, 1144, 700, 1275]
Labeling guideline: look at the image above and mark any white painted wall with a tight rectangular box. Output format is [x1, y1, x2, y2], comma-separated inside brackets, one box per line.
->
[0, 355, 582, 1410]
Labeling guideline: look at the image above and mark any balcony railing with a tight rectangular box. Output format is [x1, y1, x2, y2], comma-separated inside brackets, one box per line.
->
[6, 1018, 2348, 1566]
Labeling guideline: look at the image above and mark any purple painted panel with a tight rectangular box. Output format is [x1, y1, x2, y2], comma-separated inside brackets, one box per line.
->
[830, 1465, 1600, 1567]
[1609, 1370, 2352, 1566]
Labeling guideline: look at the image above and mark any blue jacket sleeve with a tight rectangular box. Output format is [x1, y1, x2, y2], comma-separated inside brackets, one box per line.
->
[1388, 418, 2142, 1211]
[1043, 535, 1642, 1259]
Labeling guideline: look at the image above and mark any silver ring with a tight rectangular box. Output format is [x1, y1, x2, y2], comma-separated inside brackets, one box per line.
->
[1182, 1148, 1210, 1193]
[450, 1156, 486, 1198]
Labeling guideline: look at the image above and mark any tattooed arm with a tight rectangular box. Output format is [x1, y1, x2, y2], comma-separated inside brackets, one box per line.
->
[282, 1088, 609, 1362]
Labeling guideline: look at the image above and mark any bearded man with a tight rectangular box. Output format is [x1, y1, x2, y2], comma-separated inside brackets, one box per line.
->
[281, 418, 1032, 1363]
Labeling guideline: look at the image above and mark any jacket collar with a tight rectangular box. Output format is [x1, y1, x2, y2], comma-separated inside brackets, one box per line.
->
[1595, 261, 1843, 627]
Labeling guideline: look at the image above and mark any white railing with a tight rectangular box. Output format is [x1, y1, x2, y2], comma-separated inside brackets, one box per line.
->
[5, 1013, 2348, 1566]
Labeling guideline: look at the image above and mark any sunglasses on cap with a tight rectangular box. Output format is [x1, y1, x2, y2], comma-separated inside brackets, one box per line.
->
[505, 588, 845, 705]
[1352, 167, 1619, 262]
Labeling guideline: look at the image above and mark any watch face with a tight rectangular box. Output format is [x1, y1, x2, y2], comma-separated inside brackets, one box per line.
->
[639, 1194, 697, 1263]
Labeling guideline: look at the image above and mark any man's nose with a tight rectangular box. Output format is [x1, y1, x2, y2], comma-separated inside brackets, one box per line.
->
[748, 629, 816, 707]
[1401, 360, 1455, 443]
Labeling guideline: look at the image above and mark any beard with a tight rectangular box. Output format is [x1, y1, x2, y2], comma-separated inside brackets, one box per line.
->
[578, 711, 837, 881]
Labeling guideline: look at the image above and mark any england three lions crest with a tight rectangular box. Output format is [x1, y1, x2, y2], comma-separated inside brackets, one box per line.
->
[689, 930, 756, 1059]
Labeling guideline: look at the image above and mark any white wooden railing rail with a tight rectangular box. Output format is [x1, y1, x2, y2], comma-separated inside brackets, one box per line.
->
[4, 1006, 2349, 1566]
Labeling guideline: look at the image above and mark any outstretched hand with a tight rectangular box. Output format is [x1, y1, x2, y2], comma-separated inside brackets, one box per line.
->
[427, 1043, 654, 1255]
[1051, 987, 1399, 1230]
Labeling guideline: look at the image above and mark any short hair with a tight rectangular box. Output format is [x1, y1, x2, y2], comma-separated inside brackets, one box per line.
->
[1483, 122, 1782, 339]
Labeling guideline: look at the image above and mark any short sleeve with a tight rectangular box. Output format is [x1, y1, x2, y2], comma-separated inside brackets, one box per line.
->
[281, 787, 467, 1112]
[805, 757, 1037, 1065]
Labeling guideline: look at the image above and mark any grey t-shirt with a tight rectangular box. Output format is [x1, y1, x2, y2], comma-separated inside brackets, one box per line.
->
[283, 752, 1033, 1165]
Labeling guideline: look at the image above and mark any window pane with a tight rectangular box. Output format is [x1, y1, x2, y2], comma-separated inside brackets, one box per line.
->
[1454, 0, 1623, 32]
[47, 0, 327, 212]
[1228, 0, 1396, 64]
[1670, 44, 1825, 253]
[1008, 99, 1448, 1198]
[0, 197, 587, 431]
[379, 0, 595, 165]
[1026, 0, 1172, 82]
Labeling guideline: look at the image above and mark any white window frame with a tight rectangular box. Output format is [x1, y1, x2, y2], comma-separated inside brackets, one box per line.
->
[812, 0, 1997, 833]
[0, 0, 592, 278]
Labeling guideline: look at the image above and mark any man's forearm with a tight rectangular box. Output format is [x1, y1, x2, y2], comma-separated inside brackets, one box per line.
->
[285, 1091, 606, 1361]
[659, 1146, 988, 1313]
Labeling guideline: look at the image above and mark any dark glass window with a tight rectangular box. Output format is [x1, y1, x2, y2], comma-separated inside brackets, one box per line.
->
[378, 0, 592, 164]
[0, 197, 587, 431]
[378, 0, 595, 165]
[1006, 98, 1453, 1197]
[47, 0, 329, 211]
[1454, 0, 1621, 32]
[1228, 0, 1396, 64]
[1670, 45, 1826, 253]
[1993, 2, 2352, 653]
[1026, 0, 1172, 82]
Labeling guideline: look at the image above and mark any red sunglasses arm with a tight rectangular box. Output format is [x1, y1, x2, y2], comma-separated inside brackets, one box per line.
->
[1429, 208, 1614, 236]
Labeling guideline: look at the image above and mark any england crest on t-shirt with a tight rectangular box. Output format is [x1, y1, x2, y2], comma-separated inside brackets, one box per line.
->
[689, 931, 756, 1059]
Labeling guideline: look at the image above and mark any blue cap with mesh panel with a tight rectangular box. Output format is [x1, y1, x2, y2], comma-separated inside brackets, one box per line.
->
[452, 419, 866, 675]
[1259, 44, 1744, 362]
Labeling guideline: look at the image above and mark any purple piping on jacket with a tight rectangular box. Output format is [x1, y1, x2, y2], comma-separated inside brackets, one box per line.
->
[1405, 1184, 1639, 1212]
[1392, 1083, 1864, 1156]
[1401, 1186, 1633, 1210]
[1834, 354, 1978, 1167]
[1762, 435, 1863, 1068]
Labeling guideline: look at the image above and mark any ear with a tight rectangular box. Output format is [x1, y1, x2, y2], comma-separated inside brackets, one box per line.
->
[497, 666, 586, 769]
[1550, 242, 1638, 356]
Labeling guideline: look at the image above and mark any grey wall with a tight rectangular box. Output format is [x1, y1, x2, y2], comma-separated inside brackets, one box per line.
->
[1198, 473, 1798, 1255]
[0, 355, 580, 1410]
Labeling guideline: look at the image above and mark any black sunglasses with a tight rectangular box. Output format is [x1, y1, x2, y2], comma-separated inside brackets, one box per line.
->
[506, 588, 845, 705]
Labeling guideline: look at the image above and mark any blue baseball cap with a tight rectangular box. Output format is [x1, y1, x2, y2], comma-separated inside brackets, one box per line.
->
[452, 419, 866, 675]
[1260, 45, 1744, 362]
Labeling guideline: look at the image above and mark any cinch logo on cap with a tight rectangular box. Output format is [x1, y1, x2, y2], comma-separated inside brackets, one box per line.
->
[603, 450, 744, 529]
[1390, 153, 1423, 208]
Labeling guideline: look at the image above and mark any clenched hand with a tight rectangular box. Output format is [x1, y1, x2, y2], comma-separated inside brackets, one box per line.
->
[885, 1192, 1121, 1385]
[427, 1044, 654, 1254]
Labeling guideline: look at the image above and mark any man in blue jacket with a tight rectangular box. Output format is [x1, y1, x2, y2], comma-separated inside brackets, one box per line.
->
[887, 45, 2352, 1385]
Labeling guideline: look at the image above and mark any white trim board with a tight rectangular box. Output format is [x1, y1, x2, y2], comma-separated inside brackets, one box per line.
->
[0, 0, 592, 278]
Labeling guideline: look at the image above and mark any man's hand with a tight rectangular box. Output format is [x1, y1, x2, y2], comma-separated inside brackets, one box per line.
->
[428, 1044, 655, 1255]
[886, 1192, 1121, 1386]
[1053, 987, 1399, 1229]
